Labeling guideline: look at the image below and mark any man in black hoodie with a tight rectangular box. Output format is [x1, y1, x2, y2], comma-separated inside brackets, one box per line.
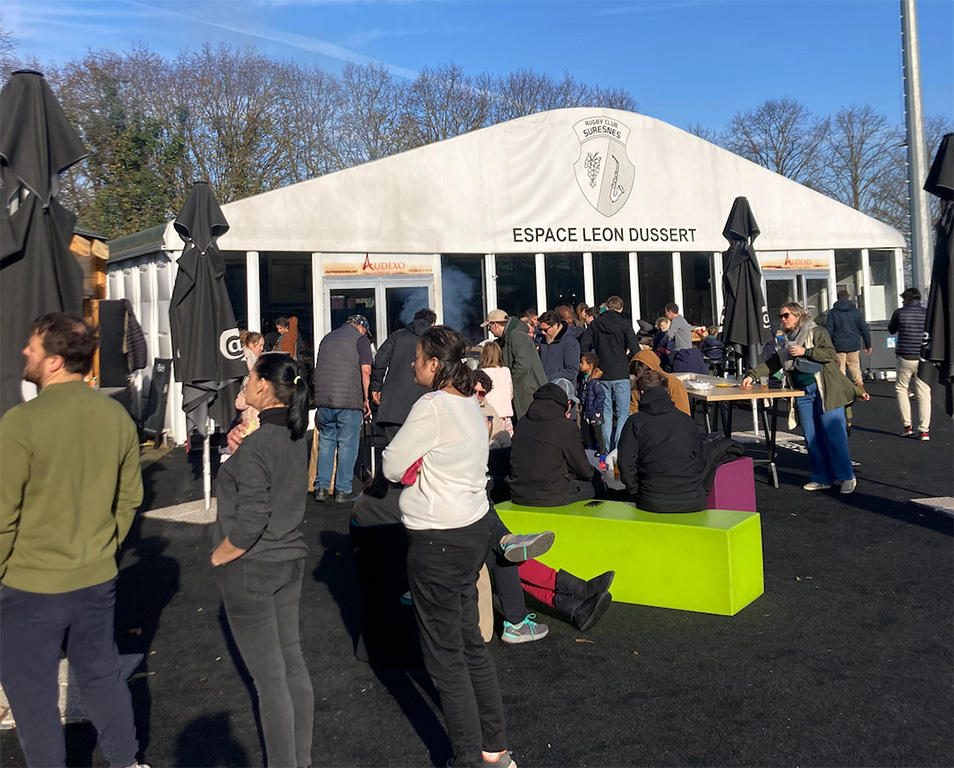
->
[825, 290, 871, 391]
[370, 308, 435, 442]
[507, 383, 598, 507]
[579, 295, 640, 451]
[617, 370, 707, 513]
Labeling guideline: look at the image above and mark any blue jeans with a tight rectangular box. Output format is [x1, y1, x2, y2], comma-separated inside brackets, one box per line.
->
[795, 382, 854, 485]
[0, 579, 139, 768]
[316, 407, 363, 494]
[600, 378, 631, 451]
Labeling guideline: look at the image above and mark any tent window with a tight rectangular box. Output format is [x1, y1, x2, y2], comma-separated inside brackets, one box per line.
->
[680, 251, 714, 326]
[868, 250, 898, 320]
[835, 250, 864, 312]
[259, 252, 314, 358]
[544, 253, 584, 311]
[495, 254, 537, 319]
[637, 253, 674, 323]
[592, 252, 630, 314]
[221, 251, 247, 330]
[441, 254, 486, 345]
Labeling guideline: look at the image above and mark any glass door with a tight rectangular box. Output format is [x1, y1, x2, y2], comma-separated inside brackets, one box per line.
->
[328, 286, 377, 338]
[765, 277, 797, 325]
[802, 276, 830, 324]
[385, 285, 430, 336]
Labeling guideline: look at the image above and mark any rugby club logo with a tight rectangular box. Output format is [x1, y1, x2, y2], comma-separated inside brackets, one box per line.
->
[573, 116, 635, 217]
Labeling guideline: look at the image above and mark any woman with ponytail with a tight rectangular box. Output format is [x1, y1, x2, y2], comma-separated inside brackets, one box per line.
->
[382, 327, 514, 768]
[210, 353, 313, 768]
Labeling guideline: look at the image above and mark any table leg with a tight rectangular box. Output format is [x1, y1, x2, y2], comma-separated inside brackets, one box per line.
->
[762, 399, 780, 488]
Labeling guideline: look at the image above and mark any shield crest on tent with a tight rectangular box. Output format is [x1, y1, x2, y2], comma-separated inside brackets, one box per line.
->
[573, 116, 635, 217]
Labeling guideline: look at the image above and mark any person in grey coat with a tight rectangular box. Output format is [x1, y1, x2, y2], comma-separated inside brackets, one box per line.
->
[370, 308, 436, 443]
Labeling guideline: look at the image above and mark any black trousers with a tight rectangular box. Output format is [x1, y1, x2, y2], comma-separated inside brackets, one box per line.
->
[216, 558, 314, 768]
[0, 579, 139, 768]
[485, 509, 530, 625]
[406, 516, 508, 767]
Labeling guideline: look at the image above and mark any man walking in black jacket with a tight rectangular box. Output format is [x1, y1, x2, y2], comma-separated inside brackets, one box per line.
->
[826, 290, 871, 390]
[370, 308, 435, 443]
[579, 296, 640, 451]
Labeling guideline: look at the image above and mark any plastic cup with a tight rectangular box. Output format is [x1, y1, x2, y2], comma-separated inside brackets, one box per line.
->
[759, 376, 769, 388]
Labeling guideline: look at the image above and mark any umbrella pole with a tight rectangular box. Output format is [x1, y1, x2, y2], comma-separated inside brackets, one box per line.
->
[203, 416, 212, 510]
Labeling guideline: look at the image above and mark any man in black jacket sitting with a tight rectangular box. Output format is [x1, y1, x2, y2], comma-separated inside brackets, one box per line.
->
[617, 370, 707, 513]
[507, 382, 598, 507]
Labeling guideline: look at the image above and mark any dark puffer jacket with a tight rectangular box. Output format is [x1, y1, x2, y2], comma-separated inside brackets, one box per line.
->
[826, 299, 871, 352]
[888, 302, 927, 360]
[370, 318, 430, 425]
[538, 323, 580, 384]
[314, 324, 365, 411]
[507, 396, 594, 507]
[579, 310, 640, 380]
[617, 386, 707, 513]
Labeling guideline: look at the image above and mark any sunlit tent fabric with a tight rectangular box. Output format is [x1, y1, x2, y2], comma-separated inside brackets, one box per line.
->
[169, 181, 248, 436]
[720, 197, 772, 366]
[0, 70, 86, 417]
[920, 132, 954, 417]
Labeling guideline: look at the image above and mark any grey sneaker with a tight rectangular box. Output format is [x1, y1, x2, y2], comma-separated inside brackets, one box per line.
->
[840, 478, 857, 494]
[499, 531, 555, 563]
[483, 751, 517, 768]
[500, 614, 548, 644]
[803, 481, 831, 491]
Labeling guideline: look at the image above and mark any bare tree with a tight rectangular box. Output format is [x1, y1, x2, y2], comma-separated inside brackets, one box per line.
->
[338, 62, 413, 165]
[172, 44, 296, 203]
[283, 64, 346, 182]
[822, 105, 902, 214]
[723, 97, 829, 188]
[685, 122, 721, 144]
[407, 63, 492, 145]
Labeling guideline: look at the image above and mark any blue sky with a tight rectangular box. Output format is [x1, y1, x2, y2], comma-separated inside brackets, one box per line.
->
[3, 0, 952, 131]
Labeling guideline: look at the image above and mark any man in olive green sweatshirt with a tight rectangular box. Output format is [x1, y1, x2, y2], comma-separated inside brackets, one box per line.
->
[0, 313, 146, 768]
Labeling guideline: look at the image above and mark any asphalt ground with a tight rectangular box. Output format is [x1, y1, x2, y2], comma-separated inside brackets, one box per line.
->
[1, 380, 952, 767]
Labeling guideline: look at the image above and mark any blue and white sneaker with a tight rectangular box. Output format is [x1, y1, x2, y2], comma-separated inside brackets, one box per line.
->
[499, 531, 555, 563]
[501, 614, 549, 644]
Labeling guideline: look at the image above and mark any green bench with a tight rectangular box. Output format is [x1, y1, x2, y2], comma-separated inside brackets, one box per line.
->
[496, 500, 763, 616]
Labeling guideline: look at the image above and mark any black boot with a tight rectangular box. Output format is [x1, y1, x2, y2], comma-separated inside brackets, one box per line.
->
[553, 591, 613, 632]
[556, 569, 615, 601]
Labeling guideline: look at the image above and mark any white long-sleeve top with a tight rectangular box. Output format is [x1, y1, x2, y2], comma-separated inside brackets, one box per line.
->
[382, 390, 489, 531]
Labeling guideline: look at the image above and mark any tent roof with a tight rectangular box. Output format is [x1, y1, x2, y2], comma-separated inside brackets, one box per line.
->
[116, 108, 905, 258]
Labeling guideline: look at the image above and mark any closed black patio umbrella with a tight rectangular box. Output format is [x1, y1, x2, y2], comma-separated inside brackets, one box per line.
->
[170, 182, 247, 506]
[919, 132, 953, 418]
[0, 70, 86, 417]
[720, 196, 773, 373]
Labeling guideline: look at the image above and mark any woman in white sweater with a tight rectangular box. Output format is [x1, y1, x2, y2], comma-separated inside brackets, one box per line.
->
[382, 326, 514, 768]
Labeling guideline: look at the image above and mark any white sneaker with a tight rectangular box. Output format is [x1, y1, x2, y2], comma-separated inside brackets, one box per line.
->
[803, 481, 831, 491]
[841, 478, 857, 494]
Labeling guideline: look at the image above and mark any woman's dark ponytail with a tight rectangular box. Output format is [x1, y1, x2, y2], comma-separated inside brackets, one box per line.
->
[253, 353, 309, 440]
[419, 326, 476, 396]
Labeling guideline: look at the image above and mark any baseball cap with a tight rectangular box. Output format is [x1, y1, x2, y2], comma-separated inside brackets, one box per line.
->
[347, 314, 370, 330]
[550, 377, 580, 405]
[480, 309, 509, 328]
